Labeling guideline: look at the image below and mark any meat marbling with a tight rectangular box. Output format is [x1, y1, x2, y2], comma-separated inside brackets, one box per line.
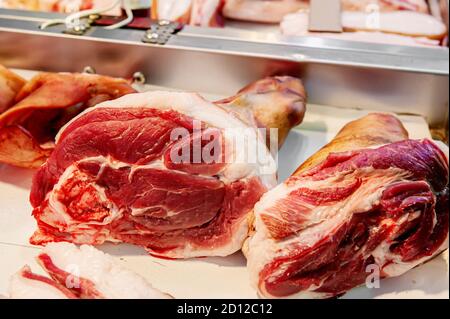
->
[30, 76, 307, 259]
[245, 113, 449, 298]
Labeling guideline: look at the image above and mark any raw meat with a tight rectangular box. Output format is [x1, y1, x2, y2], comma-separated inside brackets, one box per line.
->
[29, 76, 306, 259]
[342, 0, 429, 13]
[342, 10, 447, 39]
[190, 0, 225, 27]
[223, 0, 308, 24]
[245, 113, 449, 298]
[281, 10, 447, 42]
[0, 72, 135, 168]
[151, 0, 224, 27]
[151, 0, 193, 23]
[216, 76, 306, 147]
[222, 0, 429, 24]
[0, 0, 93, 12]
[8, 243, 171, 299]
[0, 65, 25, 113]
[9, 266, 78, 299]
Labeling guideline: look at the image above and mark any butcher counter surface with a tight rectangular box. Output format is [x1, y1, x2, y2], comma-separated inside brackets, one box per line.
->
[0, 69, 448, 299]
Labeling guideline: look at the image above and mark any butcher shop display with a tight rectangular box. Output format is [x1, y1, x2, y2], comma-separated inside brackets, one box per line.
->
[0, 0, 448, 303]
[7, 242, 171, 299]
[29, 76, 307, 258]
[1, 0, 448, 46]
[245, 113, 449, 298]
[0, 70, 135, 168]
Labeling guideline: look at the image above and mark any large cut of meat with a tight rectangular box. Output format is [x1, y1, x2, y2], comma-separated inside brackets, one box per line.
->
[8, 242, 171, 299]
[278, 0, 445, 47]
[30, 76, 307, 259]
[0, 72, 135, 168]
[0, 65, 26, 114]
[245, 113, 449, 298]
[342, 0, 429, 13]
[281, 9, 447, 44]
[222, 0, 429, 24]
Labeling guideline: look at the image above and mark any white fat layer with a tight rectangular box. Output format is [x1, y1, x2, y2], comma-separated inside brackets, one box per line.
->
[433, 140, 450, 163]
[57, 91, 248, 140]
[8, 271, 68, 299]
[342, 11, 447, 37]
[42, 243, 170, 299]
[246, 167, 412, 297]
[281, 10, 446, 40]
[376, 234, 449, 277]
[149, 215, 250, 259]
[77, 153, 265, 191]
[56, 91, 277, 189]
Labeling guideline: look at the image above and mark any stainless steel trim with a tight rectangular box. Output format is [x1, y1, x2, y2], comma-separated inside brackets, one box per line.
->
[0, 8, 63, 20]
[0, 8, 448, 128]
[0, 9, 448, 75]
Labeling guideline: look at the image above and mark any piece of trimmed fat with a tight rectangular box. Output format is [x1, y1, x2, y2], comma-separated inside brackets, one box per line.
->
[40, 243, 172, 299]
